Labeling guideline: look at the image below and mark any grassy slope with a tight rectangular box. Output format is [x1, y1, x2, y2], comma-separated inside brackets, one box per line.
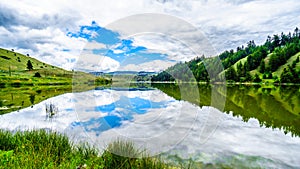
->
[273, 52, 300, 77]
[232, 57, 248, 69]
[220, 51, 300, 80]
[0, 48, 67, 73]
[0, 48, 110, 114]
[0, 48, 100, 86]
[218, 57, 248, 77]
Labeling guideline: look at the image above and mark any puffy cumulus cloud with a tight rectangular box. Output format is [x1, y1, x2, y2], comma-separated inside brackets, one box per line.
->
[119, 59, 174, 72]
[1, 0, 300, 71]
[176, 0, 300, 51]
[84, 41, 107, 50]
[0, 1, 86, 70]
[1, 24, 86, 70]
[152, 0, 300, 51]
[75, 52, 120, 72]
[131, 34, 203, 62]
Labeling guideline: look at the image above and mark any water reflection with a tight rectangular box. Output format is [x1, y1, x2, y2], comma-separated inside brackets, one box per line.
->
[153, 84, 300, 137]
[0, 85, 300, 167]
[0, 86, 73, 114]
[72, 93, 170, 136]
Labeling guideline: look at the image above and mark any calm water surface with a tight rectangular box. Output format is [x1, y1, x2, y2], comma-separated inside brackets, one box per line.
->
[0, 84, 300, 168]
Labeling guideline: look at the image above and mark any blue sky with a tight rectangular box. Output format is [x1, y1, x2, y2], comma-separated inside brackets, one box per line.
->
[0, 0, 300, 72]
[67, 21, 174, 72]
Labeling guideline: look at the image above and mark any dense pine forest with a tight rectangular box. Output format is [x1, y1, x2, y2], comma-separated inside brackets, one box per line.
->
[151, 27, 300, 83]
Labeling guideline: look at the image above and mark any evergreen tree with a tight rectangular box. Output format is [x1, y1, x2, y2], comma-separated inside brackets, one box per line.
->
[244, 71, 252, 82]
[236, 62, 244, 77]
[225, 67, 238, 81]
[294, 27, 299, 37]
[27, 60, 33, 70]
[152, 27, 300, 83]
[33, 72, 41, 77]
[280, 68, 293, 83]
[263, 74, 267, 79]
[259, 60, 265, 73]
[253, 74, 261, 83]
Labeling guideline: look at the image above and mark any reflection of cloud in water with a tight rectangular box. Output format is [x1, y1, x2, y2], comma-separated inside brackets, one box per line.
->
[72, 116, 122, 137]
[72, 94, 171, 136]
[0, 89, 300, 168]
[0, 93, 77, 131]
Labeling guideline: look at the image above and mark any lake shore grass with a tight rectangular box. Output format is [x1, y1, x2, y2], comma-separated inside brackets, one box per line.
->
[0, 71, 111, 88]
[0, 130, 173, 169]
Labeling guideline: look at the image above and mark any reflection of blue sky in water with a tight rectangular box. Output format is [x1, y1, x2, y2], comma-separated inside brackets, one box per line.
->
[71, 95, 169, 136]
[0, 88, 300, 168]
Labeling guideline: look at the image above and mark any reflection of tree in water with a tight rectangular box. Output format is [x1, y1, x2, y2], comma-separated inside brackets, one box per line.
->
[279, 86, 297, 101]
[224, 85, 300, 137]
[262, 88, 272, 95]
[29, 94, 35, 105]
[0, 86, 73, 115]
[279, 86, 298, 111]
[45, 103, 58, 121]
[154, 83, 300, 137]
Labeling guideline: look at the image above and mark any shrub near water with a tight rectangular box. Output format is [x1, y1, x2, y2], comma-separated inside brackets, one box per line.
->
[0, 130, 171, 169]
[102, 139, 170, 169]
[0, 130, 96, 168]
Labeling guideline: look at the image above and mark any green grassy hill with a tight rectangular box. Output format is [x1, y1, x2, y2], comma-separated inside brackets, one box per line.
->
[152, 27, 300, 84]
[2, 49, 47, 69]
[273, 52, 300, 77]
[0, 48, 70, 76]
[0, 48, 111, 113]
[222, 51, 300, 82]
[0, 48, 110, 86]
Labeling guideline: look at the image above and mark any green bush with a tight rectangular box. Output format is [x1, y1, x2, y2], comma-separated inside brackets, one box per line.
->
[33, 72, 41, 77]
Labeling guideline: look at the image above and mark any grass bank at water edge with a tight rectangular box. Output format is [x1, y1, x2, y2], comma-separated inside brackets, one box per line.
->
[0, 130, 174, 169]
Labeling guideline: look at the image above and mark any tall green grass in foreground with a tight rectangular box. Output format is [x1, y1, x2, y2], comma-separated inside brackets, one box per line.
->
[0, 130, 172, 169]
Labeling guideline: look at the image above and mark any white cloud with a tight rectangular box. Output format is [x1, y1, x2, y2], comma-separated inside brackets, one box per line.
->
[131, 34, 201, 61]
[119, 59, 174, 72]
[76, 52, 120, 72]
[1, 0, 300, 71]
[112, 49, 125, 54]
[84, 41, 107, 50]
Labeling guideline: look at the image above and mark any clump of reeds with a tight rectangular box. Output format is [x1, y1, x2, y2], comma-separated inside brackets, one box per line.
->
[45, 103, 58, 120]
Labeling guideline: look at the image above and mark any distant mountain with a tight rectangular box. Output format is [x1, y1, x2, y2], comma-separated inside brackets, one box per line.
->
[90, 71, 157, 76]
[152, 27, 300, 84]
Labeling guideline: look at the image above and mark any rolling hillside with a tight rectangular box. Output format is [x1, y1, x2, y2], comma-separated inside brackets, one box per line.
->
[0, 48, 78, 79]
[0, 48, 110, 86]
[152, 27, 300, 84]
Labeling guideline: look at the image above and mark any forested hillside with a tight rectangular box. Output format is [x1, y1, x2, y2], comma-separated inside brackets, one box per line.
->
[152, 27, 300, 83]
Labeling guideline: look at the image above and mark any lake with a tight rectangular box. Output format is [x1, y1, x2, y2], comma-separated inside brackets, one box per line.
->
[0, 84, 300, 168]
